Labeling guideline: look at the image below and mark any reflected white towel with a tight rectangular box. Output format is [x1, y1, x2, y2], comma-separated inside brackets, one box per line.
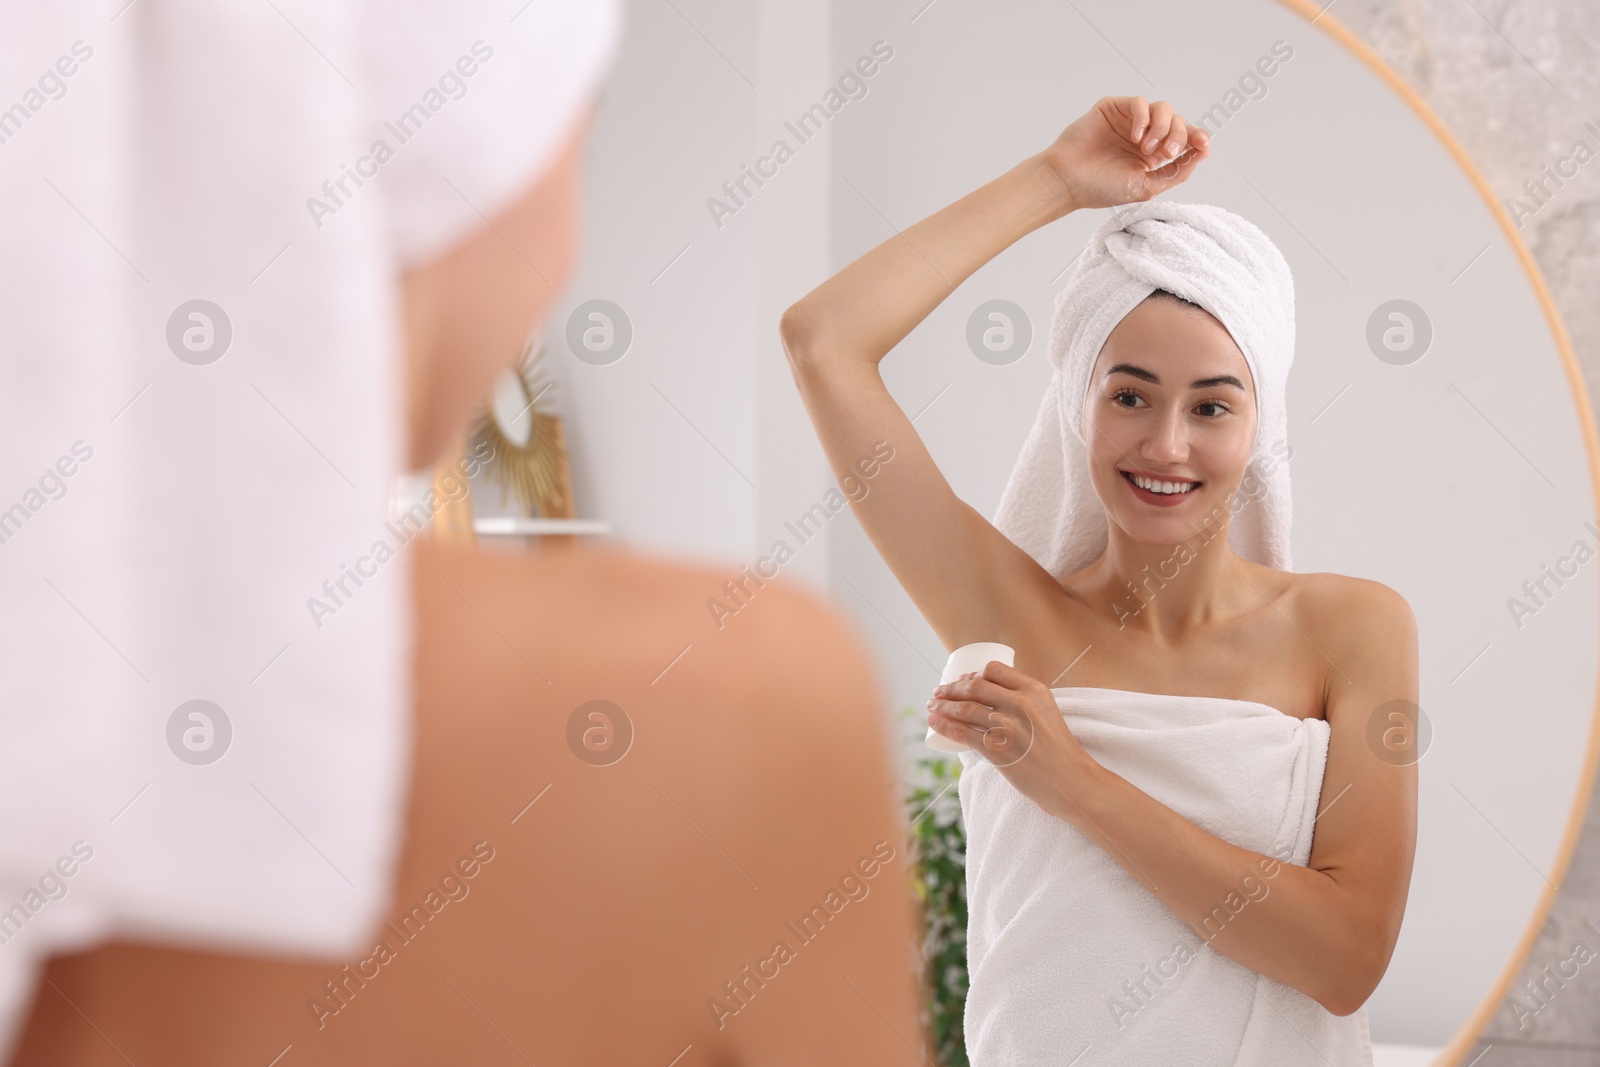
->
[957, 687, 1372, 1066]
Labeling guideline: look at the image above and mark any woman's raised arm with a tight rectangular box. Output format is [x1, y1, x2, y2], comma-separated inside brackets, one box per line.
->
[778, 97, 1210, 652]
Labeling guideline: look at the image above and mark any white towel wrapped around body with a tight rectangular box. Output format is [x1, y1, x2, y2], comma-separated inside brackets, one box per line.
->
[957, 686, 1373, 1066]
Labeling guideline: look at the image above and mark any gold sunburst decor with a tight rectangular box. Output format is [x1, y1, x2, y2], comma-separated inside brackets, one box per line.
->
[471, 338, 573, 521]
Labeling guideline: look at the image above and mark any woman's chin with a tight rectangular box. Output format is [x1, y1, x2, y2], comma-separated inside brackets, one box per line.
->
[1109, 507, 1213, 550]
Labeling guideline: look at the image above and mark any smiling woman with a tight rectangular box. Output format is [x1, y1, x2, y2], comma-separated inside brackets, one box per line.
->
[781, 94, 1417, 1065]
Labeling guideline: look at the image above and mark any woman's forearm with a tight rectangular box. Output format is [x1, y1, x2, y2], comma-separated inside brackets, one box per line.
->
[1048, 760, 1377, 1017]
[780, 152, 1076, 370]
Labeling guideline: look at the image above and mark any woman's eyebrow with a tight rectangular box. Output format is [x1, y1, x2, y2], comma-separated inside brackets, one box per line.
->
[1104, 363, 1246, 391]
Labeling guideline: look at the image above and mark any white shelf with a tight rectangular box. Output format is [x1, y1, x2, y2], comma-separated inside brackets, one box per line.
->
[472, 517, 612, 536]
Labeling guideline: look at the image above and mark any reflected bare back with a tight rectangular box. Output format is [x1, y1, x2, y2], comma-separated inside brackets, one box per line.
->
[11, 540, 927, 1066]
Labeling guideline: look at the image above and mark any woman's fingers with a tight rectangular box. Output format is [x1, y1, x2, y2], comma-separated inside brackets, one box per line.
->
[1092, 96, 1209, 178]
[929, 699, 1036, 766]
[1134, 109, 1210, 195]
[1159, 113, 1189, 161]
[934, 672, 1013, 709]
[928, 701, 1011, 752]
[929, 696, 1000, 729]
[929, 674, 1025, 733]
[1141, 99, 1172, 156]
[1126, 95, 1151, 143]
[1147, 131, 1209, 188]
[928, 708, 982, 749]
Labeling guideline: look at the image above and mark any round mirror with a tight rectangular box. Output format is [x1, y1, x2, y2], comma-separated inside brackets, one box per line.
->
[562, 0, 1597, 1061]
[829, 1, 1596, 1060]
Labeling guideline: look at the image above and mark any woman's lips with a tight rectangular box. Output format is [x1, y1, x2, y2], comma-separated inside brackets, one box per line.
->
[1121, 469, 1199, 507]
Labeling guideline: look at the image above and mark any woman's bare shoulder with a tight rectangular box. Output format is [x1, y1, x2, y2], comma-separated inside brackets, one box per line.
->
[419, 537, 843, 613]
[412, 538, 881, 709]
[1280, 569, 1417, 651]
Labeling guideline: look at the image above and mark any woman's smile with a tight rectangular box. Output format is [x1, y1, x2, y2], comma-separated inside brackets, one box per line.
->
[1119, 466, 1201, 506]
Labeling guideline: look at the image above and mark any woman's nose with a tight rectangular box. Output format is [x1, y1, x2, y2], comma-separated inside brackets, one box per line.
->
[1143, 412, 1189, 461]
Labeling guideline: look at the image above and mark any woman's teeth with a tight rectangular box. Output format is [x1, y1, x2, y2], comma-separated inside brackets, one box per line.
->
[1123, 471, 1198, 495]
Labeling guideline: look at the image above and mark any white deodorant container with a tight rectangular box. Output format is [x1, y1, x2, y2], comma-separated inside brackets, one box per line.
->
[926, 641, 1016, 752]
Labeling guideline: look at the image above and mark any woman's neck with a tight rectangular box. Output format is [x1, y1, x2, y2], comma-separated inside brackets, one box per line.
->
[1081, 526, 1261, 638]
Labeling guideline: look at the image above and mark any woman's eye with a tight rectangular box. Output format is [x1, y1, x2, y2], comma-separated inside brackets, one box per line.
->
[1109, 390, 1228, 416]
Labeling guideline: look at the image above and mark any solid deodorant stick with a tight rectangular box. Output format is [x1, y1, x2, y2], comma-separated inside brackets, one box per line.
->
[926, 642, 1015, 752]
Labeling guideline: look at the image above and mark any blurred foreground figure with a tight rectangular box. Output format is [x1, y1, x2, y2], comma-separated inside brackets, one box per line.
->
[1, 2, 925, 1063]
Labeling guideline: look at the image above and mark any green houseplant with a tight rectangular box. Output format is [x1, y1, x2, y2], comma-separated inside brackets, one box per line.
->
[904, 725, 970, 1067]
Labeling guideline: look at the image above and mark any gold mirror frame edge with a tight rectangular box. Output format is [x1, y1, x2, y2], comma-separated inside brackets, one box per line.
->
[1272, 0, 1600, 1061]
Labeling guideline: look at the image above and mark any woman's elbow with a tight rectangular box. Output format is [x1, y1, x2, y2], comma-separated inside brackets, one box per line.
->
[1321, 944, 1386, 1017]
[779, 304, 821, 367]
[1321, 990, 1364, 1019]
[1317, 979, 1365, 1019]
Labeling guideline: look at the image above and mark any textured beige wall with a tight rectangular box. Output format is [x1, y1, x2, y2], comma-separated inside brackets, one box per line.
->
[1335, 2, 1600, 1062]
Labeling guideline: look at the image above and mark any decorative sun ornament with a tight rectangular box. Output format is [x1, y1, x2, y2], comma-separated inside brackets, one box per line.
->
[472, 338, 573, 520]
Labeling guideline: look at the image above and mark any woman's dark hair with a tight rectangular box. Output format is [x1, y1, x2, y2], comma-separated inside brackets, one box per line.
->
[1144, 287, 1203, 310]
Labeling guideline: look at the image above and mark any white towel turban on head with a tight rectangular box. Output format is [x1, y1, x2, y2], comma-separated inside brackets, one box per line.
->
[991, 200, 1298, 585]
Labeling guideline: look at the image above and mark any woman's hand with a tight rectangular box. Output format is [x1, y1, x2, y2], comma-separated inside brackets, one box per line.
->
[926, 661, 1099, 808]
[1040, 96, 1210, 212]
